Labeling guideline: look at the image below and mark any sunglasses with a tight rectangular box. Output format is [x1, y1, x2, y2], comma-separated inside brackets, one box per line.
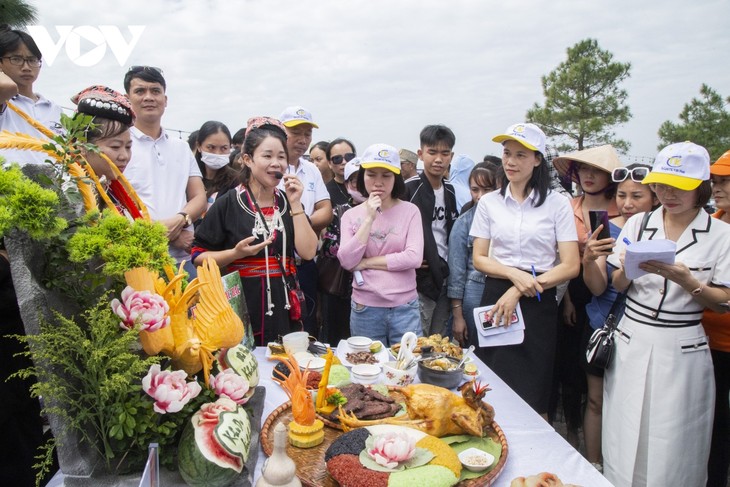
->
[612, 167, 649, 183]
[127, 65, 164, 76]
[331, 153, 356, 165]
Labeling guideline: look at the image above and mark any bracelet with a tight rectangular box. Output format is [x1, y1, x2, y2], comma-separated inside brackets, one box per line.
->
[451, 304, 462, 309]
[291, 209, 305, 217]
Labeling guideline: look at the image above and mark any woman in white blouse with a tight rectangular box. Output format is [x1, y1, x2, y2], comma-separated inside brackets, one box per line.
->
[470, 123, 580, 417]
[604, 142, 730, 487]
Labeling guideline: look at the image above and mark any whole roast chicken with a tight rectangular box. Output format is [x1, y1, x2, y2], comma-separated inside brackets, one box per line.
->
[339, 381, 496, 438]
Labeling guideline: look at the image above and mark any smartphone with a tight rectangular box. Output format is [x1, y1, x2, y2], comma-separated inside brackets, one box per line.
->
[478, 309, 518, 331]
[589, 210, 611, 240]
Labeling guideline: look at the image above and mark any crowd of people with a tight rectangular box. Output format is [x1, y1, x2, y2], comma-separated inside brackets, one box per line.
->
[0, 25, 729, 487]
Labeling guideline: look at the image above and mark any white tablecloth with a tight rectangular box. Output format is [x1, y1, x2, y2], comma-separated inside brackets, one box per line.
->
[255, 348, 612, 487]
[49, 347, 613, 487]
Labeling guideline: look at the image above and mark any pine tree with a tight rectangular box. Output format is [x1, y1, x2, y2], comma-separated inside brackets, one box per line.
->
[527, 38, 632, 152]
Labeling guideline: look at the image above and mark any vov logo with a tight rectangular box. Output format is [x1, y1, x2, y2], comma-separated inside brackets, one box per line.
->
[26, 26, 146, 67]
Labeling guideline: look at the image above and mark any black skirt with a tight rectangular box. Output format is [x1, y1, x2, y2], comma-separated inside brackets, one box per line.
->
[475, 276, 558, 414]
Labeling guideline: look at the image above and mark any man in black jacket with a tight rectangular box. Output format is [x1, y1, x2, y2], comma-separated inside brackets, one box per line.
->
[405, 125, 459, 337]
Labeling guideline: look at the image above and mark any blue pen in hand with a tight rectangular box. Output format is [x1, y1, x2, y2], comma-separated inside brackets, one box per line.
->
[623, 237, 632, 246]
[531, 265, 541, 302]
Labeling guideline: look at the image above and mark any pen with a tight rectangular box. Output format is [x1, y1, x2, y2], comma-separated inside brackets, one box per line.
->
[623, 237, 631, 246]
[531, 265, 541, 302]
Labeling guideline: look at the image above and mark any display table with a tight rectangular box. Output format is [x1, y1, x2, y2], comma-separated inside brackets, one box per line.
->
[255, 348, 612, 487]
[50, 347, 612, 486]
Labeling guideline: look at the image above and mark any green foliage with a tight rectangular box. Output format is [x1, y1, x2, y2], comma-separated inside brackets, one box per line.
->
[107, 386, 215, 471]
[0, 164, 67, 240]
[31, 436, 57, 487]
[527, 38, 632, 152]
[11, 297, 161, 471]
[0, 0, 38, 27]
[657, 84, 730, 161]
[41, 113, 100, 171]
[40, 219, 110, 310]
[67, 210, 174, 278]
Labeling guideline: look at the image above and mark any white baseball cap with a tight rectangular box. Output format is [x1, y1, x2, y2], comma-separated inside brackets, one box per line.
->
[492, 123, 546, 155]
[278, 106, 319, 128]
[344, 157, 362, 181]
[360, 144, 401, 174]
[642, 141, 710, 191]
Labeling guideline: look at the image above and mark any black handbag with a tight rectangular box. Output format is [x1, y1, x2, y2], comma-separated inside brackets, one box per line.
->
[585, 210, 652, 369]
[585, 293, 625, 368]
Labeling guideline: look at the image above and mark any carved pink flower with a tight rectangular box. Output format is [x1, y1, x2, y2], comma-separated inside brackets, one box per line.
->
[209, 369, 250, 405]
[142, 364, 202, 414]
[368, 432, 416, 469]
[111, 286, 170, 332]
[197, 397, 238, 425]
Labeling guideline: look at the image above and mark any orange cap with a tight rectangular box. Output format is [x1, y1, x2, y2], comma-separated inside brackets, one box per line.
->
[710, 150, 730, 176]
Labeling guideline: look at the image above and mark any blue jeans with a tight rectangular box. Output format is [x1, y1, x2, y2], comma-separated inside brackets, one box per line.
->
[349, 298, 422, 347]
[462, 278, 485, 348]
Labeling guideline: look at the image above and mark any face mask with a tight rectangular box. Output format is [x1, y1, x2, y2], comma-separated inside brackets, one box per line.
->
[347, 187, 366, 204]
[201, 151, 230, 170]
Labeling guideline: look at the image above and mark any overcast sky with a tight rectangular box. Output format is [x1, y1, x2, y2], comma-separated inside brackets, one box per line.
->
[28, 0, 730, 164]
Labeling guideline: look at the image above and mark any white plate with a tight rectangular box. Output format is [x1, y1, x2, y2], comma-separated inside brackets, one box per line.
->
[336, 339, 392, 367]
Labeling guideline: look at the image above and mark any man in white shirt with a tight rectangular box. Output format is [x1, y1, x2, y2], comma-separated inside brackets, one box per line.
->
[122, 66, 206, 276]
[278, 106, 332, 336]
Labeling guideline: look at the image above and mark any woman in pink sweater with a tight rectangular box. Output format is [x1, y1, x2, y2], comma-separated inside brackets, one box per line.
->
[338, 144, 424, 345]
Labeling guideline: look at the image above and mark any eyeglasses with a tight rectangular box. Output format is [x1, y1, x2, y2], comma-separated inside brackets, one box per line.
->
[612, 167, 649, 183]
[1, 55, 41, 67]
[331, 153, 356, 165]
[649, 183, 683, 195]
[127, 65, 164, 76]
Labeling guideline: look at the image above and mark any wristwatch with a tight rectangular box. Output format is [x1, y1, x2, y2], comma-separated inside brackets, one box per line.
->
[178, 211, 192, 227]
[690, 283, 704, 296]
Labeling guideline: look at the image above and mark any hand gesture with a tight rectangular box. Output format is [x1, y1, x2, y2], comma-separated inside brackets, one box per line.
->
[365, 193, 382, 219]
[486, 287, 521, 327]
[282, 174, 303, 205]
[234, 235, 274, 259]
[583, 226, 615, 264]
[641, 260, 693, 288]
[508, 268, 544, 297]
[453, 312, 468, 346]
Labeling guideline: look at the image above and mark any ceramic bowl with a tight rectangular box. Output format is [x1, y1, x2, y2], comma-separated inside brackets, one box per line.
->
[458, 447, 495, 472]
[382, 361, 417, 387]
[298, 356, 326, 373]
[347, 336, 373, 352]
[417, 356, 464, 389]
[351, 363, 381, 384]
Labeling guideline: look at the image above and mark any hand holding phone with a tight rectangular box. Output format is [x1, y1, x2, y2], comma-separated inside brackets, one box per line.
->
[589, 210, 611, 240]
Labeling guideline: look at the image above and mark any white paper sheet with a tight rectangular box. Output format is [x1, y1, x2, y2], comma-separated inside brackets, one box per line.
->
[624, 239, 676, 280]
[473, 303, 525, 347]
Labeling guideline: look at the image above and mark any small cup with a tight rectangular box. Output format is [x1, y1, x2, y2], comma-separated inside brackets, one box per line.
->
[283, 331, 310, 355]
[382, 361, 417, 387]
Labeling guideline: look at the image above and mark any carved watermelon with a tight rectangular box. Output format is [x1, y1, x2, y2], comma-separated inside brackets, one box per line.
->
[178, 398, 252, 487]
[219, 344, 259, 399]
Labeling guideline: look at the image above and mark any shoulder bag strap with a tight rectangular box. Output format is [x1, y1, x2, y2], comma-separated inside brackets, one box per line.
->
[606, 210, 654, 330]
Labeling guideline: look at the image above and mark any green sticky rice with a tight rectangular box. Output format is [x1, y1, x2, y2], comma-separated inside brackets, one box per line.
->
[327, 364, 351, 387]
[388, 465, 458, 487]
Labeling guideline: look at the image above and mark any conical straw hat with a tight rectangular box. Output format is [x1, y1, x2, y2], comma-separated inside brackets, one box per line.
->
[552, 144, 623, 183]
